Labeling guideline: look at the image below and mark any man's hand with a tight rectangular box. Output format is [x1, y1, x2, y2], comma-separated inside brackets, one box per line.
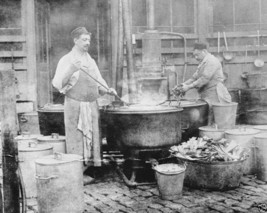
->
[181, 83, 193, 92]
[107, 88, 118, 96]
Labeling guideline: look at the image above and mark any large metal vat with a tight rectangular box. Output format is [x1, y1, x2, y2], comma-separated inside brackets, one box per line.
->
[103, 105, 183, 150]
[162, 99, 209, 141]
[35, 153, 84, 213]
[37, 104, 65, 136]
[240, 88, 267, 125]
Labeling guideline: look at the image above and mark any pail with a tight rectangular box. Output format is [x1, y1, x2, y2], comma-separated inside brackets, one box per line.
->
[18, 142, 53, 198]
[212, 102, 238, 129]
[224, 128, 260, 174]
[153, 163, 186, 200]
[254, 133, 267, 181]
[35, 153, 84, 213]
[198, 125, 226, 140]
[180, 158, 245, 190]
[37, 133, 66, 153]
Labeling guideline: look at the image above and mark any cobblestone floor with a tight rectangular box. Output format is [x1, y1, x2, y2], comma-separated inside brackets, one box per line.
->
[27, 164, 267, 213]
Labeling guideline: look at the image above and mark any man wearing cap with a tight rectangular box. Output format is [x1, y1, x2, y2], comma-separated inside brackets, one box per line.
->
[52, 27, 117, 184]
[173, 42, 231, 125]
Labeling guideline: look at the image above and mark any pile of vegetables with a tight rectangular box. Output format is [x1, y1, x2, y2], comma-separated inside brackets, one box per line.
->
[170, 136, 249, 162]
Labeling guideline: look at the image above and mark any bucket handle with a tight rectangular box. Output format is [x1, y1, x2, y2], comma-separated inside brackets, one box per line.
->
[35, 175, 58, 180]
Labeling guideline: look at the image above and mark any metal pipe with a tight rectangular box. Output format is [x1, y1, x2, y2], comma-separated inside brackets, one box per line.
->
[147, 0, 155, 30]
[159, 32, 187, 85]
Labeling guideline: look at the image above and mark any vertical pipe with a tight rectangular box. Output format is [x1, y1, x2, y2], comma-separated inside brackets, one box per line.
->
[147, 0, 155, 30]
[116, 0, 124, 97]
[122, 0, 137, 102]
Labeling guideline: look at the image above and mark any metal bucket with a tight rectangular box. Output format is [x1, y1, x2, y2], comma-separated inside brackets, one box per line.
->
[15, 133, 43, 149]
[153, 163, 186, 200]
[224, 128, 260, 174]
[254, 133, 267, 181]
[212, 102, 238, 129]
[18, 142, 53, 198]
[37, 133, 66, 153]
[35, 153, 84, 213]
[180, 158, 245, 190]
[199, 125, 226, 141]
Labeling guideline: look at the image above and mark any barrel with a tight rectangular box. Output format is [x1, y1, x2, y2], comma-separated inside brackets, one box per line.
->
[37, 133, 66, 153]
[35, 153, 84, 213]
[254, 133, 267, 181]
[224, 128, 260, 174]
[240, 88, 267, 125]
[18, 142, 53, 198]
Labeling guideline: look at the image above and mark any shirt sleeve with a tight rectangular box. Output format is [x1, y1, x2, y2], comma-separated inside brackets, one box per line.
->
[52, 55, 71, 91]
[191, 60, 218, 88]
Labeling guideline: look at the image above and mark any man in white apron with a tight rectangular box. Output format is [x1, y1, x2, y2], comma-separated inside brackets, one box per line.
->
[52, 27, 116, 184]
[173, 42, 231, 125]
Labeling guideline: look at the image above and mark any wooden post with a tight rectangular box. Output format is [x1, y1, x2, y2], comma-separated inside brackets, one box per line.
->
[0, 70, 19, 213]
[122, 0, 137, 102]
[23, 0, 37, 108]
[116, 0, 124, 97]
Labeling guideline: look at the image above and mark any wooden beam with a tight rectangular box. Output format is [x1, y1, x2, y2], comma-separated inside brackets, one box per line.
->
[0, 63, 27, 71]
[0, 51, 27, 58]
[24, 0, 37, 106]
[0, 36, 26, 43]
[0, 70, 19, 213]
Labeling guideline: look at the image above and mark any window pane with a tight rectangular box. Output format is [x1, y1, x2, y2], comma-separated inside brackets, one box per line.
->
[154, 0, 171, 26]
[0, 0, 21, 34]
[132, 0, 147, 26]
[213, 0, 234, 31]
[235, 0, 259, 24]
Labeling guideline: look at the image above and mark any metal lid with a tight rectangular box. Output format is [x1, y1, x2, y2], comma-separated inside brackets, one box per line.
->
[255, 133, 267, 139]
[15, 133, 43, 141]
[35, 153, 82, 165]
[19, 142, 53, 152]
[37, 133, 65, 142]
[38, 103, 64, 112]
[104, 104, 182, 114]
[225, 128, 260, 135]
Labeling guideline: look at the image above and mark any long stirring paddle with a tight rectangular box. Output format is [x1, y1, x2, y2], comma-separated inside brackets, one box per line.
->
[79, 68, 129, 106]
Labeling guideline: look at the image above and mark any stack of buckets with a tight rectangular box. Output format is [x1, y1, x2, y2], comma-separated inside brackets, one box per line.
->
[199, 102, 267, 183]
[16, 132, 85, 213]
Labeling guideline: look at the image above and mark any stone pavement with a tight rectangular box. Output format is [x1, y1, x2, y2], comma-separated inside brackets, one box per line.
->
[27, 164, 267, 213]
